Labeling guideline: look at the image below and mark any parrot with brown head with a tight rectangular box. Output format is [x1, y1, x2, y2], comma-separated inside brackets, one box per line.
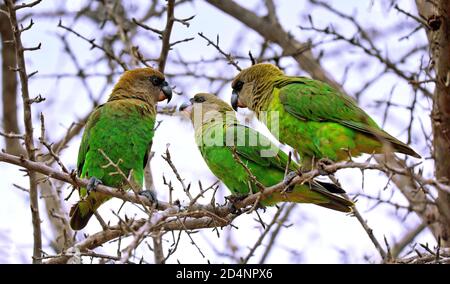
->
[69, 67, 172, 230]
[231, 63, 420, 169]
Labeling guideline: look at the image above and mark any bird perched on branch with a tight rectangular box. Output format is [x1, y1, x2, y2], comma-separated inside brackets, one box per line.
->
[69, 68, 172, 230]
[180, 93, 353, 212]
[231, 63, 421, 169]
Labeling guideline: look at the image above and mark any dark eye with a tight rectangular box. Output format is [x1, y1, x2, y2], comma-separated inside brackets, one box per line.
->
[150, 76, 163, 86]
[233, 80, 244, 91]
[193, 96, 206, 103]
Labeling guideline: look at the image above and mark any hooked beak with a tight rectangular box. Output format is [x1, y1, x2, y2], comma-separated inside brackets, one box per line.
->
[179, 98, 193, 112]
[231, 90, 239, 111]
[160, 80, 172, 103]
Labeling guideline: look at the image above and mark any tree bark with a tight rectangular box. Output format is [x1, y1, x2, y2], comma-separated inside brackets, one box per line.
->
[0, 4, 22, 155]
[5, 0, 43, 263]
[420, 0, 450, 246]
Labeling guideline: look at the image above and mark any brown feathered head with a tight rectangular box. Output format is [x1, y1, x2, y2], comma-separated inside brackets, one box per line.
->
[179, 93, 236, 129]
[110, 67, 172, 104]
[231, 63, 283, 112]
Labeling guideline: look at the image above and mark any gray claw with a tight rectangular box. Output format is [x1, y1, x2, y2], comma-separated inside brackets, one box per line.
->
[139, 190, 158, 207]
[256, 203, 267, 212]
[284, 171, 298, 185]
[317, 158, 334, 175]
[227, 202, 240, 214]
[87, 177, 102, 195]
[225, 195, 248, 214]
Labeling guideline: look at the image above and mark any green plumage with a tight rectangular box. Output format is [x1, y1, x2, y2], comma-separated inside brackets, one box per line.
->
[187, 94, 353, 212]
[70, 67, 170, 230]
[232, 64, 420, 168]
[70, 99, 155, 230]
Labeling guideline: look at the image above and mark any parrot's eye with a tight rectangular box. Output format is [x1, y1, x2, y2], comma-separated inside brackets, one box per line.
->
[193, 96, 206, 103]
[150, 76, 163, 86]
[233, 80, 244, 92]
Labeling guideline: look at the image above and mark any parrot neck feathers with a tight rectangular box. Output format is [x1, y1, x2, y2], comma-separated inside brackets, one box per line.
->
[251, 76, 299, 115]
[108, 88, 157, 108]
[251, 76, 282, 115]
[194, 112, 237, 145]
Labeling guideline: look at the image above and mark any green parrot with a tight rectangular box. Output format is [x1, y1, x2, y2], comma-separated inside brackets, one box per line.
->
[230, 63, 420, 169]
[69, 67, 172, 230]
[180, 93, 354, 212]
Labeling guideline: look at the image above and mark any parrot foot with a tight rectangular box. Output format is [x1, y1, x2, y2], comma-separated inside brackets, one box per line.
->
[226, 194, 267, 214]
[139, 190, 158, 208]
[317, 158, 334, 175]
[86, 177, 102, 195]
[227, 202, 241, 215]
[225, 194, 249, 214]
[254, 202, 267, 212]
[283, 171, 299, 193]
[246, 198, 267, 214]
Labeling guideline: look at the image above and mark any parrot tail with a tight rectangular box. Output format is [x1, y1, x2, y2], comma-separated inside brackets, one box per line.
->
[309, 181, 354, 213]
[369, 127, 421, 158]
[315, 180, 346, 194]
[262, 181, 354, 212]
[69, 199, 95, 230]
[384, 135, 421, 158]
[69, 191, 106, 231]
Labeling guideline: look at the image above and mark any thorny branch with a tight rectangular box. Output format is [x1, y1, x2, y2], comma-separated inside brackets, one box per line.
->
[4, 0, 43, 264]
[1, 148, 446, 263]
[198, 32, 242, 71]
[158, 0, 175, 73]
[57, 20, 128, 71]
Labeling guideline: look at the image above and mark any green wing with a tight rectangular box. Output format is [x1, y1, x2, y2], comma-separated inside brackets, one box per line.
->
[224, 123, 298, 171]
[276, 77, 380, 131]
[276, 77, 420, 157]
[76, 104, 104, 177]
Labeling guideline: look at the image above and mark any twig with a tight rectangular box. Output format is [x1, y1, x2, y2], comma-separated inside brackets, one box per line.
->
[350, 198, 388, 261]
[132, 17, 163, 35]
[120, 220, 153, 263]
[162, 146, 193, 200]
[158, 0, 175, 72]
[242, 204, 285, 264]
[205, 0, 341, 90]
[198, 32, 242, 71]
[5, 0, 42, 263]
[152, 229, 165, 264]
[259, 203, 295, 263]
[391, 222, 427, 258]
[394, 4, 430, 29]
[13, 0, 41, 11]
[38, 113, 69, 173]
[57, 20, 128, 71]
[0, 130, 24, 139]
[231, 146, 265, 190]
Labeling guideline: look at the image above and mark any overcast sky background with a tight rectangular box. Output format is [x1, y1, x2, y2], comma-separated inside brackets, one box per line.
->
[0, 0, 435, 263]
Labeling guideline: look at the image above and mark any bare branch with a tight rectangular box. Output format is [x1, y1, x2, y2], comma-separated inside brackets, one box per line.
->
[57, 20, 128, 71]
[158, 0, 175, 72]
[198, 32, 242, 71]
[5, 0, 42, 263]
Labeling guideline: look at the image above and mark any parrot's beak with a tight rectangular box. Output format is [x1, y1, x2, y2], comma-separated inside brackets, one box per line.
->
[231, 90, 239, 111]
[159, 80, 172, 103]
[179, 99, 193, 112]
[179, 100, 193, 119]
